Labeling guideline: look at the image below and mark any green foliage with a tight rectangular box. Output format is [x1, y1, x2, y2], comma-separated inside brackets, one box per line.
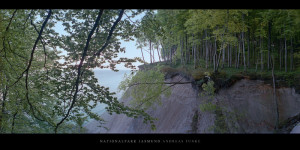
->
[199, 102, 217, 113]
[199, 78, 217, 113]
[119, 65, 171, 110]
[0, 9, 157, 133]
[199, 80, 215, 99]
[191, 70, 205, 81]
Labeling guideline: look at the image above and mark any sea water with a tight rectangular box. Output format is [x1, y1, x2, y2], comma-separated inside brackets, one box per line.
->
[90, 69, 132, 116]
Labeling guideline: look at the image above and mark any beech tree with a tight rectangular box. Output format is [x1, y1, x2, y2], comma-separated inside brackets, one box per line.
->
[138, 9, 300, 74]
[0, 9, 155, 133]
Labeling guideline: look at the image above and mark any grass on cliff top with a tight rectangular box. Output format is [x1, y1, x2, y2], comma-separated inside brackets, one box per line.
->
[139, 60, 300, 90]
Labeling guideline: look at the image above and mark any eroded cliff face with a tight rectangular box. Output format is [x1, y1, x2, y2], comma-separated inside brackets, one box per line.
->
[85, 75, 202, 133]
[215, 79, 300, 133]
[84, 75, 300, 133]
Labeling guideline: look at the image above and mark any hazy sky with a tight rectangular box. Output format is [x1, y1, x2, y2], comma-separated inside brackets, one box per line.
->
[54, 10, 160, 70]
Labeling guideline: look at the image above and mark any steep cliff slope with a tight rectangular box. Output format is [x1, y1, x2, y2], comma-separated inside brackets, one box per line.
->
[84, 74, 300, 133]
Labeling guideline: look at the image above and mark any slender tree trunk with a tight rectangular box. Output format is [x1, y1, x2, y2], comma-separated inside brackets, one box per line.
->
[284, 31, 287, 73]
[157, 45, 161, 62]
[227, 44, 231, 67]
[230, 44, 232, 67]
[241, 14, 246, 71]
[235, 40, 238, 68]
[279, 39, 282, 71]
[216, 44, 223, 72]
[260, 37, 263, 71]
[271, 55, 279, 131]
[180, 36, 184, 65]
[205, 30, 209, 69]
[268, 21, 272, 70]
[242, 31, 246, 71]
[152, 44, 155, 62]
[193, 34, 196, 69]
[149, 40, 152, 64]
[253, 37, 256, 67]
[228, 44, 230, 67]
[290, 36, 294, 71]
[202, 35, 205, 60]
[247, 28, 250, 68]
[170, 45, 173, 65]
[222, 41, 225, 69]
[213, 36, 217, 71]
[160, 42, 166, 62]
[237, 36, 241, 69]
[185, 34, 188, 64]
[140, 47, 145, 63]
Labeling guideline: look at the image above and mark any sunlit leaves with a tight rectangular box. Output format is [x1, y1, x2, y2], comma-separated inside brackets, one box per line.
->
[118, 65, 171, 110]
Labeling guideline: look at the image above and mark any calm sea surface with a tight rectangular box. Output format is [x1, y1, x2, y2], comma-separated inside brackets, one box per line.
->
[88, 69, 132, 119]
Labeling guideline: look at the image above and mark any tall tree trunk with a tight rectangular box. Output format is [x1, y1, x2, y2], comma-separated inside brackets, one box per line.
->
[185, 34, 188, 64]
[140, 47, 145, 63]
[216, 45, 223, 72]
[290, 36, 294, 71]
[247, 28, 250, 68]
[149, 40, 152, 64]
[180, 36, 184, 66]
[271, 55, 279, 131]
[205, 30, 209, 69]
[213, 36, 217, 72]
[152, 44, 155, 62]
[235, 39, 238, 68]
[202, 35, 205, 60]
[237, 36, 241, 69]
[253, 37, 256, 67]
[160, 42, 166, 62]
[193, 34, 196, 69]
[284, 31, 287, 73]
[157, 45, 161, 62]
[222, 41, 225, 69]
[279, 39, 282, 71]
[242, 14, 246, 71]
[170, 45, 173, 65]
[261, 36, 264, 71]
[228, 44, 231, 67]
[242, 31, 246, 72]
[268, 21, 272, 70]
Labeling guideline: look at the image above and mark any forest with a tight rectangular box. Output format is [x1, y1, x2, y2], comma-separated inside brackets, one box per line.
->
[136, 10, 300, 73]
[1, 9, 300, 133]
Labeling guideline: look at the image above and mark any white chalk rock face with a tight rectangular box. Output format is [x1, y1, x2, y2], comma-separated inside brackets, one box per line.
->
[85, 75, 204, 133]
[84, 76, 300, 133]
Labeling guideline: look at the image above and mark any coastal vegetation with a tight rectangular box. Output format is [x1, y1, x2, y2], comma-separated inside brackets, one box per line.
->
[1, 9, 300, 133]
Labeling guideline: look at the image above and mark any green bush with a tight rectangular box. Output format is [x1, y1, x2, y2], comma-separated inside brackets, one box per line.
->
[160, 66, 179, 74]
[199, 102, 217, 113]
[191, 70, 206, 81]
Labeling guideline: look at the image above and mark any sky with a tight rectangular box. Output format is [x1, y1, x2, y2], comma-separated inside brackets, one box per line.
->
[54, 10, 160, 71]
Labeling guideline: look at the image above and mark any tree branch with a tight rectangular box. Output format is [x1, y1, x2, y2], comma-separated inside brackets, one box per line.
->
[134, 76, 186, 109]
[5, 9, 17, 32]
[24, 9, 52, 123]
[54, 9, 104, 133]
[127, 81, 193, 88]
[1, 10, 17, 53]
[8, 10, 51, 89]
[94, 9, 124, 56]
[31, 20, 48, 71]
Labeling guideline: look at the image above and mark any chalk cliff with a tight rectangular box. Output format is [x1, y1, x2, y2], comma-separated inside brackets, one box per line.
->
[84, 74, 300, 133]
